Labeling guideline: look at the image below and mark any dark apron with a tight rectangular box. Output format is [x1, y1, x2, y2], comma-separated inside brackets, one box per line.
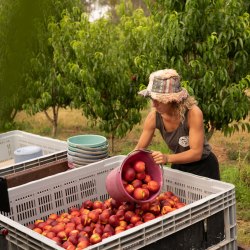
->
[171, 151, 220, 181]
[142, 152, 224, 250]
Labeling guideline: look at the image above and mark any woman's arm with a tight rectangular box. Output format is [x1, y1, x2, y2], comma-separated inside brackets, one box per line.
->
[134, 111, 156, 150]
[151, 105, 204, 165]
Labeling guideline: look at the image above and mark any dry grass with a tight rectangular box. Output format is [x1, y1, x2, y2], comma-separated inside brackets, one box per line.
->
[237, 220, 250, 247]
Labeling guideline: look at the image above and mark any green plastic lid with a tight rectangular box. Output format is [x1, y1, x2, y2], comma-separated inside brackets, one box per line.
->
[67, 135, 107, 149]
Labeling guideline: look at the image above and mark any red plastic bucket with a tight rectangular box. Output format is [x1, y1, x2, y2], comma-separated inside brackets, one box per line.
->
[105, 149, 163, 203]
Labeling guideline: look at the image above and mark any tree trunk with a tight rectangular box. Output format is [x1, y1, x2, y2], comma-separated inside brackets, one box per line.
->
[206, 124, 216, 142]
[52, 121, 57, 138]
[10, 109, 17, 123]
[43, 104, 59, 138]
[110, 131, 114, 154]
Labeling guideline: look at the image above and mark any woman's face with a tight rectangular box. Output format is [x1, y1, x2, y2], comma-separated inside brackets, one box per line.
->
[151, 99, 173, 114]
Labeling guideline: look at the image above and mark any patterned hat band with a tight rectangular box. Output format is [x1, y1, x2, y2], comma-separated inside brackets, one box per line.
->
[152, 76, 182, 94]
[137, 69, 189, 104]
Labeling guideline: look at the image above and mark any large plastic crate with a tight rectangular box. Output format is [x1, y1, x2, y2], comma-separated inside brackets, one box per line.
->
[0, 130, 67, 177]
[0, 156, 237, 250]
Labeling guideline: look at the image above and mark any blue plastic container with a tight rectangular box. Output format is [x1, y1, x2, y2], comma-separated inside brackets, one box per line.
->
[67, 135, 107, 149]
[14, 146, 43, 164]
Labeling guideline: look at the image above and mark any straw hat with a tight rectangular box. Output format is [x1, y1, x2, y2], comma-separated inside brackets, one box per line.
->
[138, 69, 189, 104]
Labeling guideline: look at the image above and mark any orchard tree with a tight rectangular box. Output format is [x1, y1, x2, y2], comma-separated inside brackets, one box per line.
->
[23, 0, 83, 137]
[49, 11, 148, 152]
[119, 0, 250, 139]
[0, 0, 39, 130]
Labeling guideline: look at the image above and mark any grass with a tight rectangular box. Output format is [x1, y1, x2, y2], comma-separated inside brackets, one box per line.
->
[11, 106, 250, 247]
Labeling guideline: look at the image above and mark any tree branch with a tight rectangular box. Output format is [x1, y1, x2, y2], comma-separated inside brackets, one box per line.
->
[194, 40, 208, 44]
[56, 104, 59, 123]
[10, 109, 17, 123]
[228, 56, 234, 77]
[192, 45, 197, 79]
[206, 124, 216, 142]
[187, 52, 190, 70]
[52, 105, 56, 123]
[44, 109, 54, 124]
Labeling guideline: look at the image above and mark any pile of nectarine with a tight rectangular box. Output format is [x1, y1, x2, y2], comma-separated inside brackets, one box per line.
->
[28, 191, 186, 249]
[122, 161, 160, 200]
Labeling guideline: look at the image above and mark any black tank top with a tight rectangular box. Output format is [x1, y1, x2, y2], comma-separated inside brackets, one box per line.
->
[155, 109, 211, 160]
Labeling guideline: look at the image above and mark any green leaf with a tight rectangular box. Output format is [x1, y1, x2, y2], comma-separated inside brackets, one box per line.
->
[241, 123, 245, 132]
[238, 38, 243, 49]
[222, 98, 227, 108]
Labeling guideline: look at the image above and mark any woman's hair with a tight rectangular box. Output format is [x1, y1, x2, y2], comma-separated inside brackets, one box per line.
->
[172, 96, 198, 122]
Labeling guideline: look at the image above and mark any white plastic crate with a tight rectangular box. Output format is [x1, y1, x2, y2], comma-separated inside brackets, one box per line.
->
[0, 130, 67, 177]
[0, 156, 237, 250]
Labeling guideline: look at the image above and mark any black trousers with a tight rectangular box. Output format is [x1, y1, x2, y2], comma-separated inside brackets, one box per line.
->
[143, 152, 225, 250]
[171, 151, 220, 181]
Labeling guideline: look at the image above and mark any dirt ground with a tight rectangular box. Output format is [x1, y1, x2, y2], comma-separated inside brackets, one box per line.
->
[210, 144, 228, 163]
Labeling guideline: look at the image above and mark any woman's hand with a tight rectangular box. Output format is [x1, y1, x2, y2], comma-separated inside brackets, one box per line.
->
[151, 150, 168, 165]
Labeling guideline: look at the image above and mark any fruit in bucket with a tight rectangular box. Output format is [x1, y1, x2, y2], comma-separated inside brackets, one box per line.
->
[122, 168, 136, 182]
[122, 163, 132, 173]
[136, 171, 146, 180]
[133, 188, 147, 200]
[131, 179, 143, 188]
[143, 174, 152, 183]
[132, 161, 145, 173]
[125, 184, 134, 196]
[122, 179, 128, 186]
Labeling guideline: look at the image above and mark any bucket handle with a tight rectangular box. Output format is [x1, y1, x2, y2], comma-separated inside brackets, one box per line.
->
[118, 149, 165, 192]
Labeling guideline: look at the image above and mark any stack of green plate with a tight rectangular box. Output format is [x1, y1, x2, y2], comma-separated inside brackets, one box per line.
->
[67, 135, 109, 168]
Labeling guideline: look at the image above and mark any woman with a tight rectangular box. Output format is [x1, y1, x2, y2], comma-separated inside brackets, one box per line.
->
[135, 68, 220, 181]
[135, 68, 224, 249]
